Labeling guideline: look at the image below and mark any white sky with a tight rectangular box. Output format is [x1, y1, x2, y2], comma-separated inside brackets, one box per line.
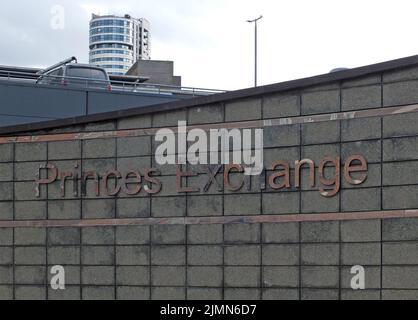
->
[2, 0, 418, 90]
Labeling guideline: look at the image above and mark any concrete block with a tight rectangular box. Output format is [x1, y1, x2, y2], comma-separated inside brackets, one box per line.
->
[82, 199, 115, 219]
[0, 183, 13, 201]
[301, 221, 339, 243]
[187, 288, 222, 300]
[264, 147, 300, 168]
[187, 267, 223, 287]
[383, 218, 418, 241]
[341, 266, 381, 289]
[341, 188, 381, 212]
[152, 266, 185, 286]
[225, 224, 260, 244]
[0, 202, 12, 221]
[383, 266, 418, 289]
[342, 85, 381, 111]
[82, 246, 114, 266]
[342, 163, 381, 189]
[82, 227, 114, 245]
[301, 191, 340, 214]
[152, 287, 186, 300]
[341, 219, 381, 242]
[225, 245, 260, 266]
[116, 198, 151, 219]
[188, 246, 223, 266]
[82, 139, 116, 159]
[48, 247, 80, 265]
[117, 136, 151, 157]
[15, 143, 47, 162]
[117, 286, 150, 300]
[48, 141, 81, 160]
[383, 242, 418, 265]
[263, 245, 299, 266]
[301, 266, 339, 288]
[15, 228, 46, 245]
[225, 267, 260, 287]
[301, 289, 339, 301]
[0, 267, 12, 285]
[262, 222, 299, 244]
[225, 98, 262, 122]
[341, 117, 382, 142]
[263, 192, 300, 215]
[117, 115, 152, 130]
[117, 156, 151, 172]
[263, 267, 299, 288]
[14, 201, 47, 220]
[48, 200, 81, 220]
[383, 112, 418, 138]
[301, 144, 340, 165]
[263, 289, 299, 300]
[341, 243, 381, 266]
[0, 144, 13, 163]
[384, 66, 418, 82]
[48, 228, 80, 246]
[342, 75, 381, 88]
[152, 109, 187, 128]
[48, 286, 81, 300]
[47, 266, 80, 285]
[264, 125, 300, 148]
[342, 140, 381, 163]
[0, 247, 13, 265]
[116, 266, 150, 286]
[15, 286, 46, 300]
[116, 226, 150, 245]
[152, 225, 186, 245]
[84, 121, 116, 132]
[82, 266, 115, 286]
[15, 247, 46, 265]
[382, 290, 418, 300]
[152, 197, 186, 218]
[14, 182, 42, 201]
[0, 163, 13, 182]
[82, 287, 115, 300]
[15, 266, 46, 285]
[187, 196, 223, 217]
[301, 90, 340, 115]
[342, 290, 381, 300]
[383, 161, 418, 186]
[82, 158, 116, 173]
[383, 186, 418, 210]
[0, 285, 13, 300]
[187, 225, 223, 244]
[152, 246, 185, 266]
[188, 104, 224, 125]
[224, 289, 260, 300]
[0, 229, 13, 246]
[384, 137, 418, 162]
[116, 246, 149, 266]
[224, 194, 261, 216]
[302, 121, 340, 145]
[263, 93, 300, 119]
[383, 80, 418, 107]
[301, 244, 339, 265]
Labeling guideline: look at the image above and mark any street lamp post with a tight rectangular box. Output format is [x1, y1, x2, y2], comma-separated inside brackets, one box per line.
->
[247, 15, 263, 87]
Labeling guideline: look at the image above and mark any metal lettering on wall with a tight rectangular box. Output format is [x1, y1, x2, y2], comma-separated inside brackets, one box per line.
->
[34, 155, 368, 198]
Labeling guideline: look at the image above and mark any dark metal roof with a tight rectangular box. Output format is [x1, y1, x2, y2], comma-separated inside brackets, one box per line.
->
[2, 54, 418, 135]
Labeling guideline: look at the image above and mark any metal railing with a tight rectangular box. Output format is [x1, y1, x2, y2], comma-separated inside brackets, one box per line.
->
[0, 70, 226, 97]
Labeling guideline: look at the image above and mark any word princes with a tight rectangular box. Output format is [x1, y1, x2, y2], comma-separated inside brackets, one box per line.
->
[35, 155, 367, 199]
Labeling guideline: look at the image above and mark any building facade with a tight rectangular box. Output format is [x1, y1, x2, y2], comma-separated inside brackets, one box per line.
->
[89, 14, 151, 75]
[1, 55, 418, 300]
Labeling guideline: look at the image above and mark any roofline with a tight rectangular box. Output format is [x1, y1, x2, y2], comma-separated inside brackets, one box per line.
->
[2, 54, 418, 135]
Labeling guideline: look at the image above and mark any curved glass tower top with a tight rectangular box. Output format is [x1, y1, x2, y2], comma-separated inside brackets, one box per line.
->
[89, 14, 151, 75]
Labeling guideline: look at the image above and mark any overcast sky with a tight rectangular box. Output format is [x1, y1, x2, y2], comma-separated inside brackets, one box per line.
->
[1, 0, 418, 90]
